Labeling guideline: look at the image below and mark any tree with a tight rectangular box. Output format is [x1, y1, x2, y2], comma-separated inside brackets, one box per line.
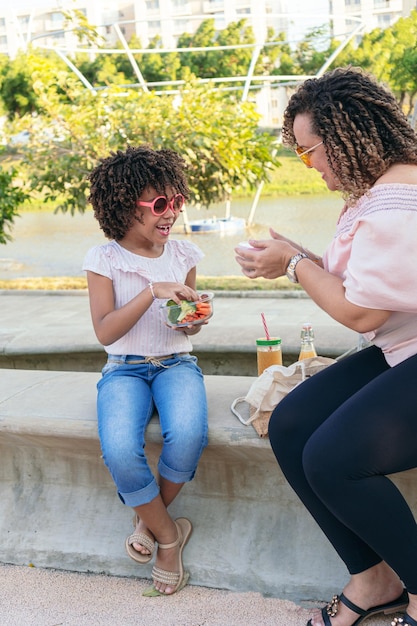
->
[387, 11, 417, 112]
[334, 10, 417, 111]
[270, 34, 297, 76]
[11, 81, 279, 214]
[0, 163, 30, 244]
[112, 35, 144, 81]
[62, 8, 105, 47]
[255, 30, 290, 76]
[177, 19, 219, 78]
[140, 35, 181, 85]
[293, 26, 339, 75]
[214, 20, 255, 79]
[0, 47, 72, 119]
[177, 19, 256, 82]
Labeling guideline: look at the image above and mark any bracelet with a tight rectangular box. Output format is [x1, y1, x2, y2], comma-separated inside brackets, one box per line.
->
[148, 281, 156, 300]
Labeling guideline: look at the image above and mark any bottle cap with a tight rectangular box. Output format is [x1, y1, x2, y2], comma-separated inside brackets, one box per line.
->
[301, 323, 314, 334]
[256, 337, 281, 346]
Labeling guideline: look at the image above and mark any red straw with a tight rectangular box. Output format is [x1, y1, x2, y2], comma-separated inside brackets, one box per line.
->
[261, 312, 270, 340]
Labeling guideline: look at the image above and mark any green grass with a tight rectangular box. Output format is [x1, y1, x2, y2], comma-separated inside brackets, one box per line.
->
[0, 275, 301, 291]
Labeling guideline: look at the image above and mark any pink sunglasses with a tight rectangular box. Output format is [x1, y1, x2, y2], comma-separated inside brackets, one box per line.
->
[137, 193, 185, 216]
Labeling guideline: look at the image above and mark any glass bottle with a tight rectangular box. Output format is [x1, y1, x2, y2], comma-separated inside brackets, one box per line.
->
[298, 323, 317, 360]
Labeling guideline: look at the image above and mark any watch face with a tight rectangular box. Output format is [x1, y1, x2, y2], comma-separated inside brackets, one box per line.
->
[286, 263, 297, 282]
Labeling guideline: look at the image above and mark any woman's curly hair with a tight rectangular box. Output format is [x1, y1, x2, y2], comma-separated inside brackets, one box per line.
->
[88, 144, 190, 240]
[282, 66, 417, 204]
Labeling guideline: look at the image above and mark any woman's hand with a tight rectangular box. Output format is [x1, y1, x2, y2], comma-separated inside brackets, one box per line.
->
[268, 227, 298, 246]
[269, 228, 323, 267]
[234, 235, 298, 279]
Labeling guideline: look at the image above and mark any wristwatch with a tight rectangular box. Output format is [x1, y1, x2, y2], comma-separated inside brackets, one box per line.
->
[286, 252, 309, 283]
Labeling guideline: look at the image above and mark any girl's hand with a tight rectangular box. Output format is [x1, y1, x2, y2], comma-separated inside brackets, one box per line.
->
[177, 320, 208, 335]
[151, 282, 199, 304]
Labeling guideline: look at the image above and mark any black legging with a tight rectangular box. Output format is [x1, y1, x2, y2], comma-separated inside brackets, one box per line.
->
[268, 345, 417, 594]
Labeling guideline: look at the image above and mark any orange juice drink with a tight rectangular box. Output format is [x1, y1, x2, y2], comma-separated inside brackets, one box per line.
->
[298, 347, 317, 360]
[256, 337, 282, 375]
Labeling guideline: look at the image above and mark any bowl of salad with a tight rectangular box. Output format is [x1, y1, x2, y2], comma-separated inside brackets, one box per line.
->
[160, 292, 214, 328]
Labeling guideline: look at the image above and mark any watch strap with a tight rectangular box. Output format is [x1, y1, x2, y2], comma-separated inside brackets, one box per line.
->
[286, 252, 309, 283]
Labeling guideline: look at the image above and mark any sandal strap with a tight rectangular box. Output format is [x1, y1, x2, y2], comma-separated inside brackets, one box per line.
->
[127, 532, 155, 553]
[157, 524, 182, 551]
[152, 565, 180, 586]
[158, 537, 180, 550]
[392, 615, 417, 626]
[320, 607, 332, 626]
[326, 594, 366, 619]
[339, 593, 366, 617]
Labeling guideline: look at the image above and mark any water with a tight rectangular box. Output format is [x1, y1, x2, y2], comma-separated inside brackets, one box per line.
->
[0, 194, 343, 279]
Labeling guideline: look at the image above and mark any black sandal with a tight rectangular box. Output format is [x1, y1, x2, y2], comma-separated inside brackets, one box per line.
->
[306, 588, 408, 626]
[392, 614, 417, 626]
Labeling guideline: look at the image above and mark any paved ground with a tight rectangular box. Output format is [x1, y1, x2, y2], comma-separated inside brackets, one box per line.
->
[1, 563, 393, 626]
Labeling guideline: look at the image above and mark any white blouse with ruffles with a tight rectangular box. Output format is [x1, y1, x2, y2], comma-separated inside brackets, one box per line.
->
[82, 239, 204, 356]
[323, 183, 417, 366]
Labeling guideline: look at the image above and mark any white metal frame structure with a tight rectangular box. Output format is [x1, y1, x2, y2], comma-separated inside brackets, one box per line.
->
[28, 12, 365, 103]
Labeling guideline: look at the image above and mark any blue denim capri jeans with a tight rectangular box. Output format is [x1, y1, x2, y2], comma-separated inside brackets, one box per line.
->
[97, 353, 208, 508]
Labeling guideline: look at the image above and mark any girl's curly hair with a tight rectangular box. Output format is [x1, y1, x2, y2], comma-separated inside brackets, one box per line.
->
[282, 66, 417, 204]
[88, 144, 190, 240]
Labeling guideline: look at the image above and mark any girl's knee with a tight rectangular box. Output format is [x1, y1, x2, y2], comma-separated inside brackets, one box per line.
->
[165, 418, 207, 448]
[169, 431, 207, 458]
[103, 445, 145, 474]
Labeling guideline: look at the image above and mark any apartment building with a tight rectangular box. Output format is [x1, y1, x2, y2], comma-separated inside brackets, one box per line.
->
[330, 0, 417, 39]
[1, 0, 416, 58]
[0, 0, 291, 57]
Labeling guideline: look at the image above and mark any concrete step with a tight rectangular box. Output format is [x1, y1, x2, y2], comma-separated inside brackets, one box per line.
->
[0, 290, 359, 375]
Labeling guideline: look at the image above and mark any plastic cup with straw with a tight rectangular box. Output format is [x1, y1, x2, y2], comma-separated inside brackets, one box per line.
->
[256, 313, 282, 375]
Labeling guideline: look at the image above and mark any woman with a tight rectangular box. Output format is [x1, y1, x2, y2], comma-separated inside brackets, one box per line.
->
[235, 67, 417, 626]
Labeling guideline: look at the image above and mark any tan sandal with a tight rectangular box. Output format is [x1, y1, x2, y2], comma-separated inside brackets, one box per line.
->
[150, 517, 192, 595]
[125, 515, 156, 565]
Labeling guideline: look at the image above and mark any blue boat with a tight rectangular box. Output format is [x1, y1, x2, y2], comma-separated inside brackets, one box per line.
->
[188, 216, 246, 233]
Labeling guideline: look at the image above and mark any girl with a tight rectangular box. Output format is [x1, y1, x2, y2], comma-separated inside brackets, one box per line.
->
[83, 145, 208, 596]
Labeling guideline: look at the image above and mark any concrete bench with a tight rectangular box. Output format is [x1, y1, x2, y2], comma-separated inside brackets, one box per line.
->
[2, 369, 415, 603]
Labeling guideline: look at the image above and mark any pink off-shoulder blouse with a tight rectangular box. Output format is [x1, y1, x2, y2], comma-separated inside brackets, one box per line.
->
[323, 184, 417, 366]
